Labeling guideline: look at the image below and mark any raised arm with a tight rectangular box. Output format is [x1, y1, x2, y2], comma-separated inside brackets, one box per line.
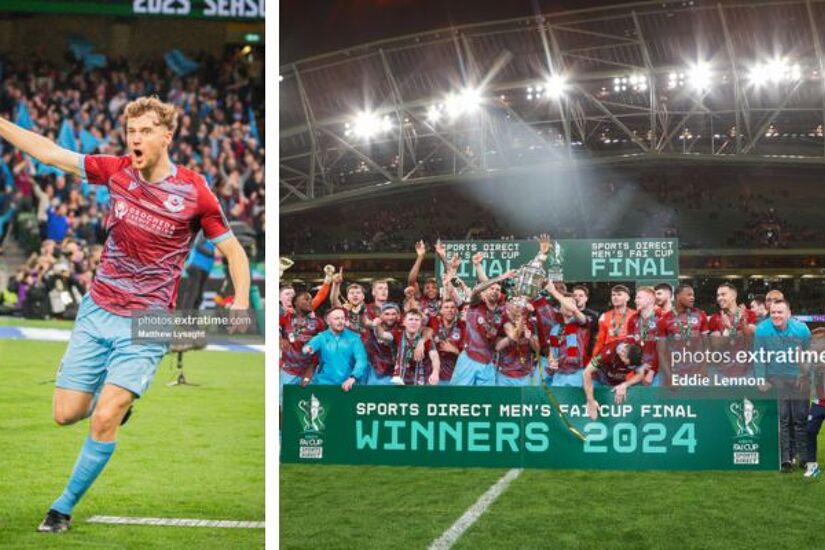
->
[311, 265, 335, 311]
[470, 269, 516, 301]
[0, 116, 82, 176]
[330, 270, 343, 308]
[545, 282, 586, 324]
[472, 252, 489, 283]
[407, 240, 426, 291]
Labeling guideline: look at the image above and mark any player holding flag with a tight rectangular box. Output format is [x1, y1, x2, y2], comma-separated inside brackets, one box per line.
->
[0, 96, 251, 533]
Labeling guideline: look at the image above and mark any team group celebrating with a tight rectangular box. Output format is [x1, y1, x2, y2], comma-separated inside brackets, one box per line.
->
[280, 235, 825, 477]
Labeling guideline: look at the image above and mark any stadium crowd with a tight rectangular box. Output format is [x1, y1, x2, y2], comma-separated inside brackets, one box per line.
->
[0, 48, 264, 319]
[281, 172, 825, 253]
[281, 237, 823, 476]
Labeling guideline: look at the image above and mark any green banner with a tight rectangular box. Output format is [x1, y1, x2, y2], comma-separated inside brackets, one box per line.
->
[282, 386, 778, 471]
[0, 1, 265, 20]
[435, 238, 679, 286]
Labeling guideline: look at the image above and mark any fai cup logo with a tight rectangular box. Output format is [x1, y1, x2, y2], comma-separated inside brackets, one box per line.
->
[298, 394, 326, 433]
[730, 398, 760, 438]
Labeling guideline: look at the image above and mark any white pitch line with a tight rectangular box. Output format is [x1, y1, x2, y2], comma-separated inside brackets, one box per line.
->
[87, 515, 264, 529]
[429, 468, 522, 550]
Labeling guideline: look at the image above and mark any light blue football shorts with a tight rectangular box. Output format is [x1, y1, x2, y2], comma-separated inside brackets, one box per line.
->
[56, 294, 168, 398]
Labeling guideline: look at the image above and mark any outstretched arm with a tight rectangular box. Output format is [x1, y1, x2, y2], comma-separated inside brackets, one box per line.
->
[0, 117, 82, 176]
[407, 240, 426, 291]
[470, 269, 515, 301]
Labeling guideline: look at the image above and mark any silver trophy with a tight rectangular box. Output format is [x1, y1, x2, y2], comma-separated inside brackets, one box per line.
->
[510, 254, 548, 308]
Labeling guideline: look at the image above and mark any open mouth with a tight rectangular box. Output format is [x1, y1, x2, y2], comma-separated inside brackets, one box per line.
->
[133, 149, 144, 161]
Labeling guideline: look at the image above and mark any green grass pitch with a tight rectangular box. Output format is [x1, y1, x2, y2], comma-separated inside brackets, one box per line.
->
[0, 339, 264, 549]
[281, 435, 825, 549]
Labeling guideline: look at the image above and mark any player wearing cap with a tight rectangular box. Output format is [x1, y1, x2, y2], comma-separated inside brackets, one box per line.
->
[592, 284, 635, 357]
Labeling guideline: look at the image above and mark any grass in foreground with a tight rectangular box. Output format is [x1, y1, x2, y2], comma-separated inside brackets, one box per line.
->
[281, 446, 825, 549]
[0, 340, 264, 549]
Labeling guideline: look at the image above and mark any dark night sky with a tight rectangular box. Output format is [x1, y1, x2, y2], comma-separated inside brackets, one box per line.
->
[280, 0, 625, 63]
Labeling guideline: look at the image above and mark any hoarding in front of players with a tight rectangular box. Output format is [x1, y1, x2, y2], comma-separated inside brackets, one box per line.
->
[282, 386, 778, 471]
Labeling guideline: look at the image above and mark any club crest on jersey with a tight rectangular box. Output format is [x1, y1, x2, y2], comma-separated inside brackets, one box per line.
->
[114, 200, 128, 219]
[164, 194, 185, 213]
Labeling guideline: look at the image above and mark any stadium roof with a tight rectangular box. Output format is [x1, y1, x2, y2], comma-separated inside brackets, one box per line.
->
[280, 0, 825, 210]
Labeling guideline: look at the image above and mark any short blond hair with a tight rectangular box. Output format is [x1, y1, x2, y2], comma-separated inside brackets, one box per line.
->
[124, 96, 178, 134]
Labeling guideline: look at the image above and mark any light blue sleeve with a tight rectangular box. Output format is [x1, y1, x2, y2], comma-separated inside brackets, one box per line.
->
[306, 332, 325, 355]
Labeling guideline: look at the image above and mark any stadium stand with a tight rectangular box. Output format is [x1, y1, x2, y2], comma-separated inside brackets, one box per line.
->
[0, 49, 264, 318]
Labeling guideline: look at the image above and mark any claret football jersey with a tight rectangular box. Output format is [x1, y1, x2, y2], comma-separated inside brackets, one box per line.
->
[81, 154, 232, 316]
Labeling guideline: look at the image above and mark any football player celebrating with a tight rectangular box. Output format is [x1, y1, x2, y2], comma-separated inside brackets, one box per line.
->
[654, 283, 673, 316]
[365, 279, 391, 323]
[376, 309, 440, 386]
[710, 282, 756, 338]
[583, 341, 645, 420]
[0, 97, 251, 533]
[429, 299, 466, 385]
[547, 291, 590, 387]
[592, 284, 635, 357]
[364, 303, 402, 385]
[407, 240, 442, 321]
[709, 282, 756, 379]
[280, 291, 326, 400]
[658, 283, 710, 380]
[495, 303, 541, 386]
[626, 287, 666, 386]
[450, 270, 515, 386]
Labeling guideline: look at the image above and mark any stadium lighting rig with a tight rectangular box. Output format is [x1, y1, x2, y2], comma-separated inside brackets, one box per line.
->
[613, 74, 647, 93]
[345, 111, 394, 139]
[686, 62, 712, 92]
[527, 74, 568, 100]
[443, 87, 483, 118]
[747, 58, 802, 87]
